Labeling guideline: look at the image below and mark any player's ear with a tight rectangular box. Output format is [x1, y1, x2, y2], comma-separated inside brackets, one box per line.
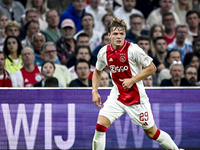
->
[108, 32, 111, 38]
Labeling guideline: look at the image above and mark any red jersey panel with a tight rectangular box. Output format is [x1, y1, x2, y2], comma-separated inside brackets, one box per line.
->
[106, 41, 140, 105]
[20, 66, 42, 87]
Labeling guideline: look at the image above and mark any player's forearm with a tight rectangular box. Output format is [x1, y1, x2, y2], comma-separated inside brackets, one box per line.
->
[131, 62, 156, 83]
[92, 69, 102, 93]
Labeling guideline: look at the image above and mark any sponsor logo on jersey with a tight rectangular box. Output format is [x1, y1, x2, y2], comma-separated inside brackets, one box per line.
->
[109, 58, 113, 62]
[109, 65, 129, 73]
[25, 78, 29, 82]
[119, 56, 126, 63]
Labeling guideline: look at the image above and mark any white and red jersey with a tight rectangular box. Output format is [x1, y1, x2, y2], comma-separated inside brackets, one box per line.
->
[96, 40, 153, 105]
[15, 66, 42, 87]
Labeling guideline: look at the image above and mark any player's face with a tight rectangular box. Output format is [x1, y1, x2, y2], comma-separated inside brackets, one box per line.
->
[108, 27, 126, 49]
[42, 62, 55, 77]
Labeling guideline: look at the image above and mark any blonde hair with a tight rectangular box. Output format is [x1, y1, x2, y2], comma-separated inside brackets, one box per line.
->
[5, 21, 20, 32]
[26, 0, 48, 14]
[173, 0, 192, 12]
[108, 18, 127, 33]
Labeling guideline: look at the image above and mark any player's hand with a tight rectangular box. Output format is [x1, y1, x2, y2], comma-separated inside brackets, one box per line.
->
[92, 92, 102, 108]
[119, 78, 134, 89]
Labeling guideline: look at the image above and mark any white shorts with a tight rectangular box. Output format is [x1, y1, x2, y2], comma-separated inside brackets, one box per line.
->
[99, 97, 155, 130]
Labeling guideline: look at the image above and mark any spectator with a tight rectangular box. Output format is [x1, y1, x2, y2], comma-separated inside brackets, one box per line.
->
[192, 37, 200, 62]
[162, 12, 176, 45]
[31, 32, 46, 66]
[167, 25, 193, 62]
[99, 71, 110, 87]
[15, 47, 42, 87]
[153, 37, 167, 73]
[0, 21, 20, 51]
[113, 0, 143, 30]
[101, 13, 115, 33]
[92, 32, 110, 57]
[85, 0, 107, 33]
[186, 10, 200, 39]
[158, 49, 182, 85]
[192, 0, 200, 11]
[43, 9, 61, 42]
[135, 0, 159, 19]
[19, 8, 39, 41]
[160, 60, 190, 86]
[69, 58, 92, 87]
[55, 19, 76, 65]
[143, 75, 153, 87]
[0, 51, 17, 87]
[33, 60, 63, 87]
[0, 0, 25, 25]
[60, 0, 86, 33]
[21, 21, 40, 48]
[67, 32, 97, 68]
[172, 0, 193, 25]
[44, 76, 59, 87]
[4, 36, 23, 74]
[149, 24, 164, 56]
[184, 64, 199, 86]
[184, 52, 200, 81]
[126, 14, 148, 43]
[76, 32, 90, 47]
[42, 42, 71, 87]
[146, 0, 180, 30]
[68, 45, 95, 80]
[26, 0, 49, 30]
[0, 12, 9, 43]
[136, 36, 153, 57]
[47, 0, 71, 16]
[74, 13, 102, 52]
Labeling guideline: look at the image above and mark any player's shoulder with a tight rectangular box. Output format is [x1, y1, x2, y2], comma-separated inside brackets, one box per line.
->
[98, 45, 108, 56]
[128, 42, 143, 52]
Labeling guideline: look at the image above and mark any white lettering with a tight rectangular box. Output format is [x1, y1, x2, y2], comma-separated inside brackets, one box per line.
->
[54, 104, 75, 149]
[45, 104, 52, 149]
[2, 104, 41, 149]
[174, 103, 182, 145]
[114, 114, 144, 148]
[109, 65, 129, 73]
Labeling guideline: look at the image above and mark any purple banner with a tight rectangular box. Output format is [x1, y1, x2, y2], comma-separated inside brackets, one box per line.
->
[0, 88, 200, 149]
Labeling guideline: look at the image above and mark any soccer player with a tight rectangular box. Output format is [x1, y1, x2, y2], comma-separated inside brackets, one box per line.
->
[92, 18, 179, 150]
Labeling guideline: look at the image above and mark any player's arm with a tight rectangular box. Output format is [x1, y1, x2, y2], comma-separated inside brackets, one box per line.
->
[120, 62, 156, 89]
[92, 68, 102, 108]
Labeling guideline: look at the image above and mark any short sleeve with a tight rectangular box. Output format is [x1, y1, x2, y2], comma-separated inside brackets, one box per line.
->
[129, 44, 153, 68]
[14, 70, 24, 87]
[95, 47, 107, 71]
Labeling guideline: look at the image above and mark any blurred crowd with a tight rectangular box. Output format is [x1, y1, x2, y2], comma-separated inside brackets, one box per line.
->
[0, 0, 200, 87]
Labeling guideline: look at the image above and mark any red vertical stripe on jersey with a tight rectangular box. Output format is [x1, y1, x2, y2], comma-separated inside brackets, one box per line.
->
[106, 41, 140, 105]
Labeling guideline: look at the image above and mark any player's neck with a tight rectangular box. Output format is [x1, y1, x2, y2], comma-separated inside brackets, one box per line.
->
[112, 43, 124, 50]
